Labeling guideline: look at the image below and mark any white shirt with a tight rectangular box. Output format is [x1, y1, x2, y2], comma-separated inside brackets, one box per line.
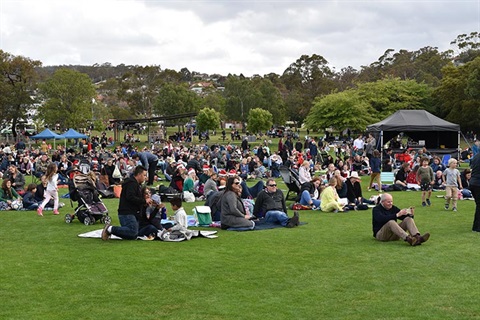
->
[353, 138, 365, 150]
[46, 173, 58, 191]
[299, 165, 312, 185]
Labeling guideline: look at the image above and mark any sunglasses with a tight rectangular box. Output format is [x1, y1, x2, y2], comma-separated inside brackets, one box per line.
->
[268, 184, 277, 187]
[234, 181, 241, 185]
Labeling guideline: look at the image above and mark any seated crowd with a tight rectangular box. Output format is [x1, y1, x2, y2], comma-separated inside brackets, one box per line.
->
[0, 132, 460, 245]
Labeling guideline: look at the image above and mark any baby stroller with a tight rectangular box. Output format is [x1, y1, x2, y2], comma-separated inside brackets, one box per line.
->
[65, 173, 111, 226]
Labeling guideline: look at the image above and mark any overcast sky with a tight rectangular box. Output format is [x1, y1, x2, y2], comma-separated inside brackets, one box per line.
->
[1, 0, 479, 76]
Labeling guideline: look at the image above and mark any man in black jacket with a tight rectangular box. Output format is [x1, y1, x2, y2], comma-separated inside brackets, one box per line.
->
[102, 165, 154, 240]
[372, 193, 430, 246]
[253, 178, 299, 227]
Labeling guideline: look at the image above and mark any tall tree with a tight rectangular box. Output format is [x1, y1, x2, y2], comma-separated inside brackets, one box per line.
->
[251, 77, 286, 125]
[196, 107, 220, 133]
[433, 56, 480, 130]
[305, 90, 375, 132]
[281, 54, 336, 122]
[0, 50, 41, 137]
[356, 77, 434, 118]
[358, 47, 451, 86]
[200, 89, 226, 113]
[38, 68, 96, 130]
[450, 32, 480, 64]
[153, 83, 202, 127]
[305, 78, 434, 133]
[247, 108, 273, 134]
[223, 75, 260, 124]
[117, 65, 163, 118]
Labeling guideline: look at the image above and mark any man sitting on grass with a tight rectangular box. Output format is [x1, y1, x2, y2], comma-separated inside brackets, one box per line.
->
[372, 193, 430, 246]
[253, 178, 300, 228]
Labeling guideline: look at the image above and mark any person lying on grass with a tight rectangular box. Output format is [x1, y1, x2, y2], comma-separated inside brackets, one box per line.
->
[372, 193, 430, 246]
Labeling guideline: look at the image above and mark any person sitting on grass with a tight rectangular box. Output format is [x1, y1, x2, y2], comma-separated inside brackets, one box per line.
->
[394, 162, 410, 190]
[433, 170, 446, 190]
[253, 178, 300, 227]
[0, 179, 21, 210]
[320, 177, 344, 213]
[372, 193, 430, 246]
[136, 188, 163, 240]
[220, 177, 255, 231]
[160, 196, 193, 240]
[23, 183, 41, 210]
[460, 168, 472, 199]
[297, 176, 322, 209]
[3, 165, 26, 195]
[343, 171, 374, 210]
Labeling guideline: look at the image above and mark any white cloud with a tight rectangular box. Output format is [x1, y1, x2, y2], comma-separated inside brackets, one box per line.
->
[1, 0, 479, 76]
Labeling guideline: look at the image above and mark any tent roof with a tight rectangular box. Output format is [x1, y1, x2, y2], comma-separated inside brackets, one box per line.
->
[367, 110, 460, 132]
[62, 128, 87, 139]
[31, 128, 64, 140]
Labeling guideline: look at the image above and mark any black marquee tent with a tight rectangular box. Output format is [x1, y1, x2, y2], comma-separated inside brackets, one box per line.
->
[366, 110, 460, 157]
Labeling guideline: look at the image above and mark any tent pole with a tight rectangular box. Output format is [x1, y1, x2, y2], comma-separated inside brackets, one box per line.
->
[380, 131, 384, 164]
[458, 130, 461, 160]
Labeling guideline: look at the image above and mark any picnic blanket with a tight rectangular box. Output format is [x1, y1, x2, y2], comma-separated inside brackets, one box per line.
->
[253, 220, 307, 231]
[78, 229, 218, 240]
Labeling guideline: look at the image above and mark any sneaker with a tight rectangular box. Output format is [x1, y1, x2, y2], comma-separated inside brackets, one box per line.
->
[422, 202, 426, 207]
[452, 207, 457, 212]
[426, 199, 431, 206]
[53, 210, 59, 215]
[286, 215, 299, 228]
[101, 223, 111, 241]
[37, 207, 43, 216]
[405, 235, 418, 246]
[445, 204, 449, 210]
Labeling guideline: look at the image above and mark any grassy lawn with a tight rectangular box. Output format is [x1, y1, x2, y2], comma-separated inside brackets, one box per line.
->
[1, 178, 479, 320]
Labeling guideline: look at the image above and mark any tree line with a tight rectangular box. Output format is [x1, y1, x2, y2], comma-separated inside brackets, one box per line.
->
[0, 32, 479, 137]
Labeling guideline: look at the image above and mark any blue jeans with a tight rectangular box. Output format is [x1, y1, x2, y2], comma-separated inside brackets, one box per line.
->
[299, 190, 320, 207]
[241, 180, 265, 199]
[25, 203, 39, 210]
[462, 189, 473, 198]
[111, 215, 138, 240]
[138, 225, 159, 237]
[265, 210, 289, 227]
[227, 220, 255, 231]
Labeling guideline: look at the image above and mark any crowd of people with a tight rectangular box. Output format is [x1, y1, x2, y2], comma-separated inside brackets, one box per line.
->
[3, 130, 480, 244]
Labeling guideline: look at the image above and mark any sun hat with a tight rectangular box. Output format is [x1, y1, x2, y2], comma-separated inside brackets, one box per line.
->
[349, 171, 360, 179]
[151, 194, 161, 204]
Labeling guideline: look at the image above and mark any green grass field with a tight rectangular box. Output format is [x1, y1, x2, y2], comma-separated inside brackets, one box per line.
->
[1, 177, 479, 320]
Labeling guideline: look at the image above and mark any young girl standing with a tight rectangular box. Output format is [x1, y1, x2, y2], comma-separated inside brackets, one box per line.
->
[37, 163, 59, 216]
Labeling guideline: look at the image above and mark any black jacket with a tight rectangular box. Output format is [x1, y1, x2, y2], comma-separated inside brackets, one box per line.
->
[118, 177, 146, 217]
[296, 182, 317, 202]
[372, 204, 405, 237]
[346, 178, 363, 204]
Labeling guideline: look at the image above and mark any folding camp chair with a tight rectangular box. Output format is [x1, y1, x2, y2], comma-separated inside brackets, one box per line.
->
[381, 172, 395, 185]
[279, 165, 301, 200]
[442, 154, 451, 167]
